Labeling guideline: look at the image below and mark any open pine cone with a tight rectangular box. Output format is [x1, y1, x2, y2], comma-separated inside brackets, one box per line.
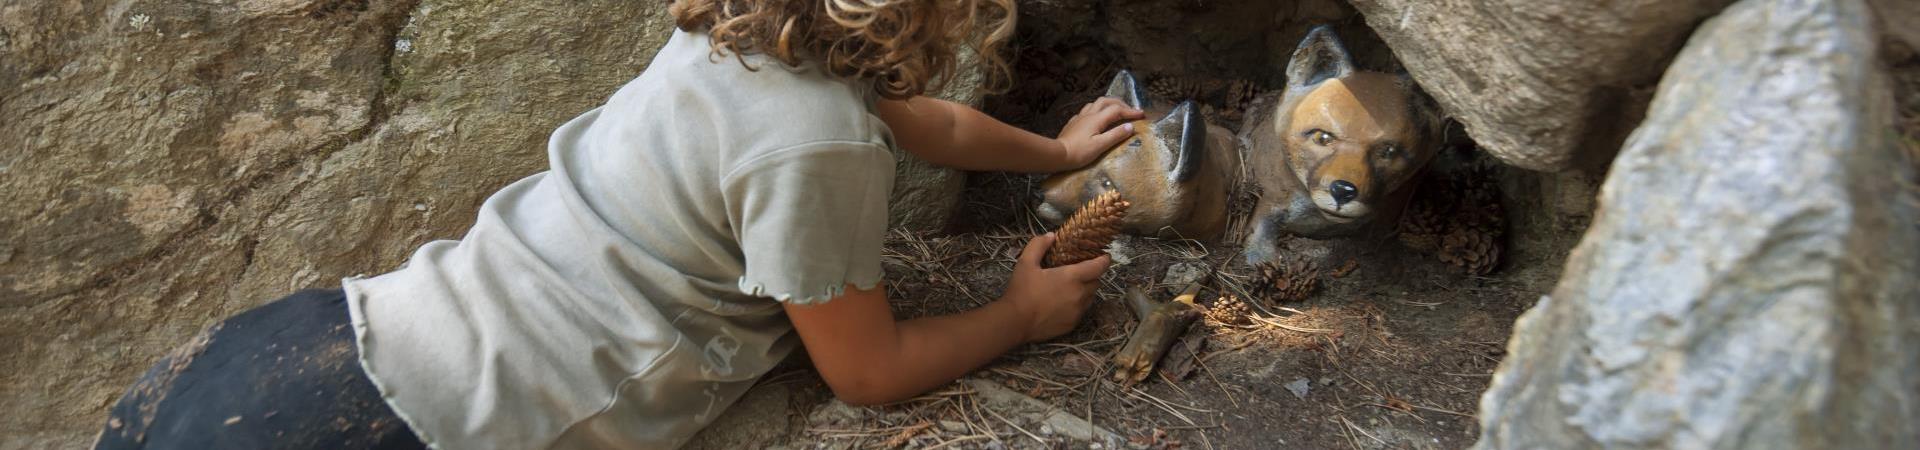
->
[1439, 227, 1500, 275]
[1148, 76, 1202, 101]
[1254, 259, 1321, 303]
[1397, 197, 1448, 253]
[1397, 163, 1507, 275]
[1214, 78, 1261, 123]
[1045, 191, 1130, 267]
[1204, 295, 1252, 326]
[1224, 79, 1259, 107]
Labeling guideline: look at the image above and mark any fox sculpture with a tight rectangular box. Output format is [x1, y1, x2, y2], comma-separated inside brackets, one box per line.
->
[1035, 70, 1241, 240]
[1241, 25, 1445, 265]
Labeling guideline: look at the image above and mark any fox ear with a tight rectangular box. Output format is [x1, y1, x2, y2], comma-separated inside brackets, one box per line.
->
[1153, 101, 1204, 182]
[1286, 25, 1354, 88]
[1104, 70, 1150, 109]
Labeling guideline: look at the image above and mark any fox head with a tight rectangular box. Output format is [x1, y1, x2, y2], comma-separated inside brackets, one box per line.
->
[1245, 26, 1442, 262]
[1036, 70, 1235, 240]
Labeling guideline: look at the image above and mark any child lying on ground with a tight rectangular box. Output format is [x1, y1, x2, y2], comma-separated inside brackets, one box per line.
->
[95, 0, 1145, 448]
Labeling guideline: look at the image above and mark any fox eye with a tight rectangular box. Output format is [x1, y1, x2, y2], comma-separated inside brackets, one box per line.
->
[1127, 138, 1143, 148]
[1304, 129, 1334, 146]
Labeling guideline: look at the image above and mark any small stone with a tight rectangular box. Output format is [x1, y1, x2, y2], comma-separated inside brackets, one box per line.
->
[224, 416, 242, 426]
[807, 400, 864, 426]
[939, 420, 967, 433]
[1161, 262, 1208, 295]
[1285, 378, 1311, 399]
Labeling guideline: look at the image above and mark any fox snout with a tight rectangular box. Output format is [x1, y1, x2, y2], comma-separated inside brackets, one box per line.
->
[1306, 153, 1375, 222]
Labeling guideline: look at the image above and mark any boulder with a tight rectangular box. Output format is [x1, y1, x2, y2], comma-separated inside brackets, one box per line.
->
[0, 1, 675, 446]
[1346, 0, 1734, 171]
[888, 52, 983, 232]
[1475, 0, 1920, 448]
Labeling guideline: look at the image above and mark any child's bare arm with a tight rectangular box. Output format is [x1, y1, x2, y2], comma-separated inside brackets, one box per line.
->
[782, 234, 1110, 405]
[875, 96, 1143, 173]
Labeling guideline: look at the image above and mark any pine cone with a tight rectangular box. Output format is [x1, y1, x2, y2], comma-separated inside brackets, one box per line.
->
[1198, 78, 1226, 98]
[1399, 163, 1507, 275]
[1045, 191, 1130, 267]
[1254, 259, 1320, 303]
[1224, 79, 1260, 108]
[1397, 197, 1448, 253]
[1200, 104, 1224, 124]
[1148, 76, 1201, 101]
[1205, 295, 1252, 326]
[1439, 227, 1500, 275]
[1451, 165, 1505, 226]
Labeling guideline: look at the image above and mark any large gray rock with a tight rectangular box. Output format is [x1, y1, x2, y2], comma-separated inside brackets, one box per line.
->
[1475, 0, 1920, 448]
[887, 54, 983, 232]
[1347, 0, 1734, 171]
[0, 1, 674, 447]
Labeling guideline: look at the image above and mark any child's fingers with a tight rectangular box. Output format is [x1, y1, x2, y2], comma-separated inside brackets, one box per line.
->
[1060, 255, 1112, 282]
[1089, 122, 1136, 150]
[1018, 233, 1056, 267]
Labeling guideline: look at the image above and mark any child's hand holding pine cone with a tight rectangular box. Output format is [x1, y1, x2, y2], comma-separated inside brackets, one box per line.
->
[1004, 191, 1127, 343]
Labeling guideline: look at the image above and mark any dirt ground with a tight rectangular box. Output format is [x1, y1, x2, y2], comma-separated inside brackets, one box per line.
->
[685, 167, 1562, 449]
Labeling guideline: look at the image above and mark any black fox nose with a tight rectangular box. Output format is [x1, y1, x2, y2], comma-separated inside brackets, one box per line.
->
[1329, 180, 1359, 205]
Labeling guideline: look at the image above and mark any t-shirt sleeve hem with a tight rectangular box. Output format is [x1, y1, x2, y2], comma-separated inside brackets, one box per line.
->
[736, 269, 884, 306]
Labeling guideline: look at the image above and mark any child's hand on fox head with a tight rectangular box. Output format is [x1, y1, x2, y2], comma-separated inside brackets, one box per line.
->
[1002, 233, 1111, 343]
[1056, 97, 1146, 168]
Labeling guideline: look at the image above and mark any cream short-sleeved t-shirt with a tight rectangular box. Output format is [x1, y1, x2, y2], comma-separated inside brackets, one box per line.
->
[342, 29, 895, 449]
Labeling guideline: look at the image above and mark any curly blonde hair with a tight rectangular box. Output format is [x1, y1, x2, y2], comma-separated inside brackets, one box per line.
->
[669, 0, 1015, 100]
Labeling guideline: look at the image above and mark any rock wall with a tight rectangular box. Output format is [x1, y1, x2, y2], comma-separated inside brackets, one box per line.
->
[1474, 0, 1920, 447]
[0, 1, 976, 447]
[1347, 0, 1734, 171]
[0, 2, 673, 447]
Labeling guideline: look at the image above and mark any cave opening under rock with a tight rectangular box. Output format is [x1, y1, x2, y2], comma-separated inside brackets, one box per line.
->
[747, 1, 1608, 448]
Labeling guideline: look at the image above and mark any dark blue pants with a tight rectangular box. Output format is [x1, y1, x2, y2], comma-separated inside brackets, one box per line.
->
[94, 289, 426, 449]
